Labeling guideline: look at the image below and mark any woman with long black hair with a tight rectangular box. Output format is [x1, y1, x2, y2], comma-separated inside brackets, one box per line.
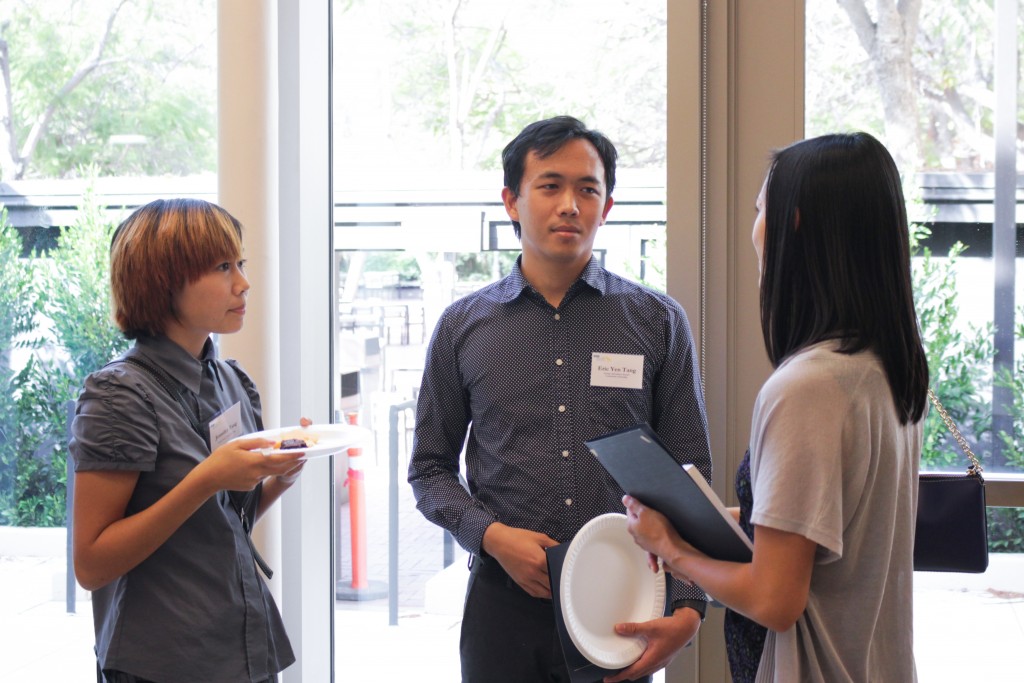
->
[625, 132, 927, 682]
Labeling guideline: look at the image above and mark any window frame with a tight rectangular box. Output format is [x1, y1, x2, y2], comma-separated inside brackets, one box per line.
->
[253, 1, 1024, 681]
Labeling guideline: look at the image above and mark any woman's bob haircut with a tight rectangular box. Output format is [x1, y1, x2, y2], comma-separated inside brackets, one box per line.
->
[759, 132, 928, 424]
[110, 198, 243, 339]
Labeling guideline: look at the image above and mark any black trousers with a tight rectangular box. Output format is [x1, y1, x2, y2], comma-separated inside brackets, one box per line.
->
[460, 556, 572, 683]
[99, 666, 278, 683]
[459, 556, 653, 683]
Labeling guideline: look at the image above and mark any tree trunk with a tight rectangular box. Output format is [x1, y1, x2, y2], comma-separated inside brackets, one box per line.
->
[0, 1, 127, 180]
[838, 0, 923, 176]
[0, 34, 24, 180]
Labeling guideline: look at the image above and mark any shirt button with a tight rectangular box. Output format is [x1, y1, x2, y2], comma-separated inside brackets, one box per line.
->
[565, 498, 573, 506]
[555, 358, 563, 366]
[554, 313, 561, 320]
[562, 450, 570, 458]
[558, 405, 566, 412]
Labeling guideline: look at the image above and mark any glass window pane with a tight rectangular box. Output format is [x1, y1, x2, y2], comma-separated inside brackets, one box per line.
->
[1, 1, 218, 678]
[2, 0, 218, 515]
[807, 1, 1023, 477]
[331, 0, 667, 676]
[807, 4, 1024, 681]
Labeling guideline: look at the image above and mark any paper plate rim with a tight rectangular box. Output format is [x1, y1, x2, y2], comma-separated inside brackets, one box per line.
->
[559, 512, 666, 670]
[234, 422, 369, 458]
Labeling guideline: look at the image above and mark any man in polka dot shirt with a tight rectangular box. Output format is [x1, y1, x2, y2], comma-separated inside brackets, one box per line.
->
[409, 115, 713, 682]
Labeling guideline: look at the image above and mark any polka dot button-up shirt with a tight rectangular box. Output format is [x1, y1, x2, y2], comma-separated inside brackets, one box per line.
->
[409, 257, 712, 606]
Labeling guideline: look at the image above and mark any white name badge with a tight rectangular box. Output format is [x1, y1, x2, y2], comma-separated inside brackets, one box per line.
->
[209, 401, 244, 451]
[590, 352, 644, 389]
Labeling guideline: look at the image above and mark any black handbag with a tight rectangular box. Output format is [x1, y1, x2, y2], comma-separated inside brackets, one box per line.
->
[913, 389, 989, 573]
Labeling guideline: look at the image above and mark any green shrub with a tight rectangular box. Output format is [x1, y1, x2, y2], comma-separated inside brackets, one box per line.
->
[910, 224, 994, 469]
[0, 189, 129, 527]
[0, 355, 77, 526]
[988, 507, 1024, 553]
[911, 224, 1024, 552]
[993, 309, 1024, 472]
[42, 188, 130, 388]
[0, 210, 40, 522]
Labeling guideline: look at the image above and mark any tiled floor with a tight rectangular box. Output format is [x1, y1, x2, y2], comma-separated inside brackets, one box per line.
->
[913, 560, 1024, 682]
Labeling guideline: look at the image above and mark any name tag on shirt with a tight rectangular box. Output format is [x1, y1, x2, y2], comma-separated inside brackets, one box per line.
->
[590, 352, 644, 389]
[209, 401, 244, 451]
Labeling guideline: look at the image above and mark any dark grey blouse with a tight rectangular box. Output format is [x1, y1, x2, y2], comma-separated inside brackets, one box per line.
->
[71, 334, 294, 682]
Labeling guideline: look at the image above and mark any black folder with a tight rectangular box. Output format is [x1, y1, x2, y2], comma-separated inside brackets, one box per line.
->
[545, 542, 622, 683]
[585, 423, 753, 563]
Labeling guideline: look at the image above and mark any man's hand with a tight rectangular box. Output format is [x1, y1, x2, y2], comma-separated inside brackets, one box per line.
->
[481, 522, 559, 599]
[604, 607, 702, 683]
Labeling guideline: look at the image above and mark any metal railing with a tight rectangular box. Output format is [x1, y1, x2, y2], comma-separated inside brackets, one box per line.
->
[387, 398, 459, 626]
[387, 399, 417, 625]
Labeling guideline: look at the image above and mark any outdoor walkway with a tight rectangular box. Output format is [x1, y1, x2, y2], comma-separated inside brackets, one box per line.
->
[336, 447, 467, 611]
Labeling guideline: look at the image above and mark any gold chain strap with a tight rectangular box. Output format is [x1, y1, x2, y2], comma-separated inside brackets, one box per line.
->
[927, 388, 984, 475]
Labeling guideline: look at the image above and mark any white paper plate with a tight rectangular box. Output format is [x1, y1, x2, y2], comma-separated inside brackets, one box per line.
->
[234, 423, 370, 459]
[560, 512, 666, 670]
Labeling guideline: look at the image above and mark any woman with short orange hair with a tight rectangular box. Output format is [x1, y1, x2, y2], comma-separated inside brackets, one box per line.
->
[71, 198, 303, 682]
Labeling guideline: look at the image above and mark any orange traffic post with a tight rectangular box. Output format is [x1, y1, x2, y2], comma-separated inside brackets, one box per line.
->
[346, 410, 367, 590]
[336, 410, 387, 601]
[346, 466, 368, 590]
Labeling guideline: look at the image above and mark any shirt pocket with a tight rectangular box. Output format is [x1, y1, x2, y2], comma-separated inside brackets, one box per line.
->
[586, 385, 652, 436]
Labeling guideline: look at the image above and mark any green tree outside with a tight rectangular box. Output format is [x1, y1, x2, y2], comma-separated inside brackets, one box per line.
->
[0, 0, 216, 180]
[0, 191, 130, 526]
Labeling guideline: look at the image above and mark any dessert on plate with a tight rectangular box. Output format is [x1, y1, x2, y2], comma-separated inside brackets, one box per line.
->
[273, 430, 320, 450]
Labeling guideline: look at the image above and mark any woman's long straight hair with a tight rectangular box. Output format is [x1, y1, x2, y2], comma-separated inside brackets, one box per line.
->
[759, 132, 929, 424]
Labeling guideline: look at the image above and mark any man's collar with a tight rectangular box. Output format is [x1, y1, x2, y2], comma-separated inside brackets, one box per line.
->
[498, 255, 605, 303]
[576, 257, 606, 294]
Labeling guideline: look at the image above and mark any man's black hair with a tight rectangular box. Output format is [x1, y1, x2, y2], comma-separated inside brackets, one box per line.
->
[501, 116, 618, 238]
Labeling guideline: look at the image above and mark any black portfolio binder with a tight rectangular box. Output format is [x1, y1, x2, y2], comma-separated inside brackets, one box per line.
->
[585, 423, 752, 563]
